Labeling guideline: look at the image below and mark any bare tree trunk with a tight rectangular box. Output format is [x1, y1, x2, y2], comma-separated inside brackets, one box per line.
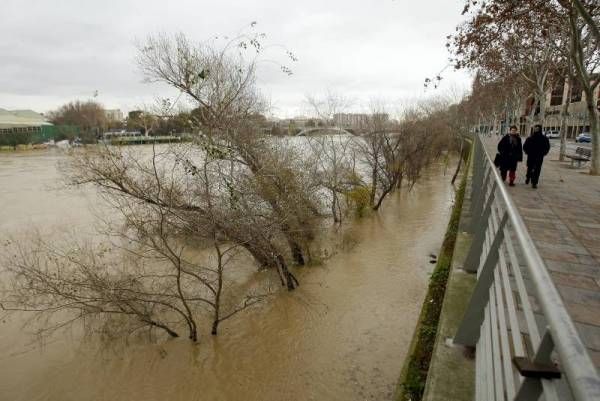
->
[567, 5, 599, 174]
[211, 319, 220, 336]
[277, 255, 298, 291]
[537, 88, 547, 127]
[451, 138, 464, 185]
[143, 319, 180, 338]
[331, 191, 341, 223]
[242, 242, 279, 269]
[212, 241, 224, 335]
[173, 256, 198, 341]
[288, 238, 305, 266]
[373, 187, 393, 211]
[559, 78, 571, 162]
[523, 92, 538, 136]
[586, 102, 600, 175]
[572, 0, 600, 44]
[369, 167, 377, 208]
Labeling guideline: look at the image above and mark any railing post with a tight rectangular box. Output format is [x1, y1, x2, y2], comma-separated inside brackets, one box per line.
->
[469, 138, 483, 216]
[469, 166, 491, 233]
[454, 212, 508, 346]
[464, 181, 497, 273]
[469, 138, 494, 235]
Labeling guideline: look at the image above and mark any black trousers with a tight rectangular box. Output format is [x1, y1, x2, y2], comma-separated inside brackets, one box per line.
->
[526, 159, 544, 185]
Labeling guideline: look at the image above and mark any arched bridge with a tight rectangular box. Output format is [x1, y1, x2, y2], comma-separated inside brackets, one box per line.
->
[296, 127, 354, 137]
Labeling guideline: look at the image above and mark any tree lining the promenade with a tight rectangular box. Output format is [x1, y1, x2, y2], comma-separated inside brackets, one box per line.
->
[445, 0, 599, 174]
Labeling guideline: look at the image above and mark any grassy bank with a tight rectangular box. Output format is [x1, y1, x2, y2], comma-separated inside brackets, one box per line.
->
[394, 156, 469, 401]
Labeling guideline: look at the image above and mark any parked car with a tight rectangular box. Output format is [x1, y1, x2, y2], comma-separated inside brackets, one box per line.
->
[576, 132, 591, 143]
[544, 130, 560, 139]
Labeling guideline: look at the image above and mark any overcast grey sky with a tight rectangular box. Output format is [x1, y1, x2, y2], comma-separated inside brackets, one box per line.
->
[0, 0, 472, 117]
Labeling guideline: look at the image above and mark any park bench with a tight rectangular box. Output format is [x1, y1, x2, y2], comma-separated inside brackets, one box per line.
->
[565, 146, 591, 168]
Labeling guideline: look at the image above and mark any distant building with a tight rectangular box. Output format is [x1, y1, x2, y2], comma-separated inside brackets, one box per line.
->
[333, 113, 389, 129]
[0, 109, 53, 134]
[105, 109, 124, 121]
[371, 113, 390, 123]
[540, 79, 600, 138]
[479, 79, 600, 138]
[333, 113, 369, 128]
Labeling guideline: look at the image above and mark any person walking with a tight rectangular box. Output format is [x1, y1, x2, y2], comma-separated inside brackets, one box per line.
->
[523, 124, 551, 189]
[497, 125, 523, 186]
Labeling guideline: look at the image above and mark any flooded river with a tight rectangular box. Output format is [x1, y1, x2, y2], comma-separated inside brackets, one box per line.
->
[0, 147, 455, 401]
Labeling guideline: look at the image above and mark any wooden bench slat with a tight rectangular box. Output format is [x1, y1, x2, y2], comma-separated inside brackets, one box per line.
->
[564, 147, 591, 167]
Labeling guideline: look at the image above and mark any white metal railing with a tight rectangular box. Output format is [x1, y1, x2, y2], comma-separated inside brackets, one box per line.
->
[454, 135, 600, 401]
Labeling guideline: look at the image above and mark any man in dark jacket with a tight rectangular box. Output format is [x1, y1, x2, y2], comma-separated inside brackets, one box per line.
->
[497, 125, 523, 186]
[523, 124, 551, 189]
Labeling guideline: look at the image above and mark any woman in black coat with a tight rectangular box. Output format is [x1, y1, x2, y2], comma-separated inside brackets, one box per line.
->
[497, 125, 523, 186]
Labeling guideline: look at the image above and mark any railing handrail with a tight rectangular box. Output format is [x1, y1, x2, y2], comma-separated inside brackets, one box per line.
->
[476, 134, 600, 401]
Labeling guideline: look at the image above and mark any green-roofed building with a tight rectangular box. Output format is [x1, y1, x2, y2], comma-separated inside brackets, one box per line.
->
[0, 109, 81, 146]
[0, 108, 52, 129]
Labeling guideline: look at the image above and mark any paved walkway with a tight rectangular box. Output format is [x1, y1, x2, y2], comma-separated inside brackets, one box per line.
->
[483, 137, 600, 369]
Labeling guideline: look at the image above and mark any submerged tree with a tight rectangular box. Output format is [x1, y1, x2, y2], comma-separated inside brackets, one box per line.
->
[1, 26, 317, 343]
[354, 104, 438, 211]
[1, 144, 280, 341]
[135, 30, 316, 267]
[305, 134, 358, 223]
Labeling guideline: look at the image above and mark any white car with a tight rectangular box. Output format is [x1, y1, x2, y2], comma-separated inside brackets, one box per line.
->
[544, 130, 560, 139]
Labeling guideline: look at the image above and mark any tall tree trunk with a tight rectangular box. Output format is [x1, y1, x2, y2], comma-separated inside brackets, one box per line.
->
[586, 101, 600, 175]
[559, 77, 571, 162]
[524, 95, 537, 137]
[502, 102, 510, 136]
[537, 88, 547, 127]
[567, 4, 599, 174]
[572, 0, 600, 45]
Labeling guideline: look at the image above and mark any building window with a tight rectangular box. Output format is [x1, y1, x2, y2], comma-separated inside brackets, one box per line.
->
[570, 80, 582, 102]
[550, 82, 564, 106]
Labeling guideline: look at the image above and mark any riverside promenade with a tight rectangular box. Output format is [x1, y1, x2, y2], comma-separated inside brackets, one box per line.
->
[482, 137, 600, 369]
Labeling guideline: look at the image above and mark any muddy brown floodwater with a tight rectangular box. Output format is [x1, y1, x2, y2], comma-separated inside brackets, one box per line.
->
[0, 147, 455, 401]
